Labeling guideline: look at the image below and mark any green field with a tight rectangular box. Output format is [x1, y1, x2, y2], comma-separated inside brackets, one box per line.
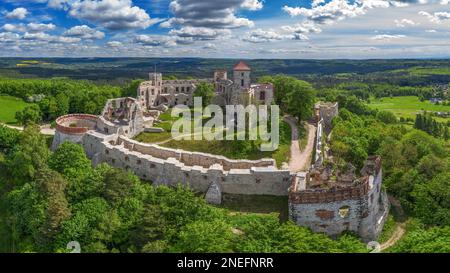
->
[368, 96, 450, 122]
[0, 95, 30, 124]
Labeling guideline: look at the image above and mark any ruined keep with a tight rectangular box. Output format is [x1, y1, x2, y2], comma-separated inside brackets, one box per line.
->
[289, 157, 389, 242]
[137, 61, 274, 109]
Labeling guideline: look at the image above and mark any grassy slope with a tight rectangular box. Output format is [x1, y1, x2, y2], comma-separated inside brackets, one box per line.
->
[0, 95, 30, 125]
[368, 96, 450, 122]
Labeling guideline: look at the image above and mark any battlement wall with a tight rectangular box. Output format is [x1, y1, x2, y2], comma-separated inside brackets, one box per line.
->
[117, 136, 275, 171]
[88, 136, 291, 196]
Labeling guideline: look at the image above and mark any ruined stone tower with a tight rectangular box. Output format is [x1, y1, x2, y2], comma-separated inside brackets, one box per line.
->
[233, 61, 251, 90]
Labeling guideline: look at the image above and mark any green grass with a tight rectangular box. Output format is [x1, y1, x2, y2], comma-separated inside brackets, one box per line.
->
[402, 67, 450, 76]
[134, 119, 293, 167]
[0, 95, 30, 125]
[368, 96, 450, 122]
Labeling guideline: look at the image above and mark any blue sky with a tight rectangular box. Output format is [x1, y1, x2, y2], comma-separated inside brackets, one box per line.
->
[0, 0, 449, 58]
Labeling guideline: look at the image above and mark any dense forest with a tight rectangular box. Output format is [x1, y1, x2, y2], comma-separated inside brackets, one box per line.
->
[0, 125, 368, 253]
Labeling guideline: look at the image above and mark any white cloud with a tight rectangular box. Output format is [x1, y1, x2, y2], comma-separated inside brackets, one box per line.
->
[242, 28, 308, 43]
[203, 43, 217, 50]
[163, 0, 259, 42]
[243, 29, 284, 43]
[2, 23, 26, 33]
[241, 0, 263, 11]
[281, 21, 322, 34]
[394, 18, 417, 27]
[425, 29, 437, 32]
[47, 0, 70, 9]
[23, 31, 81, 43]
[169, 27, 231, 40]
[134, 34, 170, 46]
[5, 8, 29, 20]
[106, 41, 122, 47]
[64, 25, 105, 39]
[370, 34, 407, 40]
[2, 23, 56, 33]
[68, 0, 159, 30]
[27, 23, 56, 33]
[0, 32, 20, 43]
[419, 11, 450, 23]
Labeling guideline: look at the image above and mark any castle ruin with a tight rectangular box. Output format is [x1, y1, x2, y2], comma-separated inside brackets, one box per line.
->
[51, 62, 388, 242]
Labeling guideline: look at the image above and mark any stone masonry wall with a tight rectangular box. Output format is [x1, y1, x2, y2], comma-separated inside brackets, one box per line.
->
[84, 131, 292, 197]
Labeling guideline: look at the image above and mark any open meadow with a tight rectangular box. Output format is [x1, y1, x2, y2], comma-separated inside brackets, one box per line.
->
[0, 95, 30, 125]
[368, 96, 450, 122]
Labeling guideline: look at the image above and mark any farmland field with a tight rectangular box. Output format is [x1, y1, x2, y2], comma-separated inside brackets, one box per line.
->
[0, 95, 30, 124]
[368, 96, 450, 122]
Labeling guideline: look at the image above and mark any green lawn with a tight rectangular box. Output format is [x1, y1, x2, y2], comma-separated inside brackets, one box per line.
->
[368, 96, 450, 122]
[134, 113, 294, 167]
[0, 95, 30, 125]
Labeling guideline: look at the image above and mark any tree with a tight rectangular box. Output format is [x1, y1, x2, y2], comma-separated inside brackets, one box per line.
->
[34, 168, 71, 250]
[171, 220, 234, 253]
[7, 124, 49, 181]
[193, 82, 215, 107]
[15, 105, 42, 125]
[283, 80, 316, 121]
[49, 142, 92, 180]
[390, 223, 450, 253]
[103, 168, 140, 206]
[55, 92, 69, 117]
[412, 172, 450, 226]
[376, 110, 397, 124]
[130, 204, 167, 252]
[0, 125, 20, 152]
[122, 79, 143, 98]
[56, 197, 114, 249]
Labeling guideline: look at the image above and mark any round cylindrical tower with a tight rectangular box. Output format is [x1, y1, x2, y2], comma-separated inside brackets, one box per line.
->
[51, 114, 98, 151]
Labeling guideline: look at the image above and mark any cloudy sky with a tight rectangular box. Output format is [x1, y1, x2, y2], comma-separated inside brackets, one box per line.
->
[0, 0, 449, 58]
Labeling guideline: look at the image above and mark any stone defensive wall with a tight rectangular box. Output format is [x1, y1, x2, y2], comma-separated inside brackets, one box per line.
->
[82, 131, 292, 196]
[117, 136, 275, 171]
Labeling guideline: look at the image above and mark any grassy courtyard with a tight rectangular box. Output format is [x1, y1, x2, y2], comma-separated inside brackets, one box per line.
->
[0, 95, 30, 124]
[134, 109, 294, 167]
[368, 96, 450, 122]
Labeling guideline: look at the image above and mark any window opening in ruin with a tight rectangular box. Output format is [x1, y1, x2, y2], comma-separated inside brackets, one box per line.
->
[338, 206, 350, 218]
[259, 91, 265, 101]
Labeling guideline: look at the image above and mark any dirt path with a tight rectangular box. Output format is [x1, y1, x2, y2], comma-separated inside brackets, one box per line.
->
[284, 116, 316, 172]
[1, 123, 55, 135]
[380, 223, 406, 251]
[380, 195, 407, 251]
